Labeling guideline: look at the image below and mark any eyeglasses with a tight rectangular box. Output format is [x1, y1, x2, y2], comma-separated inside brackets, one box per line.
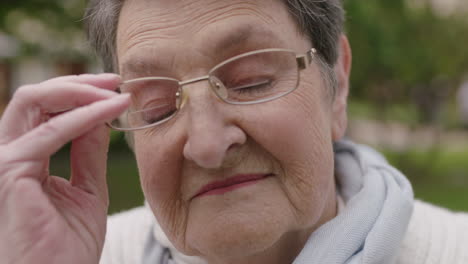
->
[108, 48, 317, 131]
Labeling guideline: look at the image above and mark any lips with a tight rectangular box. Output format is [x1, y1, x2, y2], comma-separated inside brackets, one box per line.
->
[193, 174, 272, 199]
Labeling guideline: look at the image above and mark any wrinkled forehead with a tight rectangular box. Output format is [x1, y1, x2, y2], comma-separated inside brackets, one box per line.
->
[116, 0, 308, 76]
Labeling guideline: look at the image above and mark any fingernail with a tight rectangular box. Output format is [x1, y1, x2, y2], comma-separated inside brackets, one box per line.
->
[78, 73, 121, 80]
[114, 93, 131, 103]
[113, 94, 131, 108]
[97, 89, 120, 97]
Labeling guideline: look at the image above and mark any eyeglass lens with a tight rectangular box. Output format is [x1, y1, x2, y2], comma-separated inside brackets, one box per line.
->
[110, 50, 300, 130]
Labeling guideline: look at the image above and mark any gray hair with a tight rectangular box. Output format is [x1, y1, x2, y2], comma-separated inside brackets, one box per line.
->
[84, 0, 344, 94]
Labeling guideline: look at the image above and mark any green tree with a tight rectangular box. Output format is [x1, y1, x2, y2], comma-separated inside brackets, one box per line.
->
[0, 0, 87, 60]
[346, 0, 468, 124]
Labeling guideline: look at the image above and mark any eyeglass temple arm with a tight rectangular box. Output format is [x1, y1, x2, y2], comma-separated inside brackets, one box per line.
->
[296, 48, 317, 70]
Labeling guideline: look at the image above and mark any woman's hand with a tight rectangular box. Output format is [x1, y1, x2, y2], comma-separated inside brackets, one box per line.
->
[0, 74, 130, 264]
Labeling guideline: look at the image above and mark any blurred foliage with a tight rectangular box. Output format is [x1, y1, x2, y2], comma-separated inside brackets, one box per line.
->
[349, 100, 421, 126]
[382, 147, 468, 211]
[0, 0, 87, 60]
[345, 0, 468, 124]
[349, 99, 464, 129]
[0, 1, 84, 29]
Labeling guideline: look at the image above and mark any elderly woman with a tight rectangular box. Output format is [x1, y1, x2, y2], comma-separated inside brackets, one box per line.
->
[1, 0, 467, 263]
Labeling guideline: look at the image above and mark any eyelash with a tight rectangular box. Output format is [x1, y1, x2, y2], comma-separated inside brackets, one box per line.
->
[230, 79, 272, 94]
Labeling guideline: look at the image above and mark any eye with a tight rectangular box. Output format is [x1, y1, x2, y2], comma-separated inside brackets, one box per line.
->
[128, 103, 177, 126]
[231, 80, 271, 91]
[142, 106, 176, 124]
[230, 79, 272, 93]
[122, 78, 179, 107]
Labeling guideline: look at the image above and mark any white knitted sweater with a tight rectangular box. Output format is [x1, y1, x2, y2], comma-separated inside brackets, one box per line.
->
[100, 200, 468, 264]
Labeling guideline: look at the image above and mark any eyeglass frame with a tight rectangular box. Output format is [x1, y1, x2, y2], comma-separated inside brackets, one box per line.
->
[108, 47, 318, 131]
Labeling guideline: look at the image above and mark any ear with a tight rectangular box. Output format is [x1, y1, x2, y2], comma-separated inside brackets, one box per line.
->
[331, 34, 352, 141]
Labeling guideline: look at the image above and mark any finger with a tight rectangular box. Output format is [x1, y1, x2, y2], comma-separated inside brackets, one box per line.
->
[69, 124, 110, 204]
[0, 82, 118, 142]
[9, 94, 130, 161]
[44, 73, 121, 91]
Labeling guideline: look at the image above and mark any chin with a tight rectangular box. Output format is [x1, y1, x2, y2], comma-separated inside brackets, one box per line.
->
[192, 221, 284, 261]
[184, 201, 291, 261]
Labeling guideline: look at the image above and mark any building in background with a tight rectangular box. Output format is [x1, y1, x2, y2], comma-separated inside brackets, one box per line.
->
[0, 0, 98, 115]
[0, 27, 100, 115]
[430, 0, 468, 16]
[409, 0, 468, 15]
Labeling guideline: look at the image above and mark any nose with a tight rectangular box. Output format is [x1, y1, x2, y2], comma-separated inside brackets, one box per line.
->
[182, 84, 246, 169]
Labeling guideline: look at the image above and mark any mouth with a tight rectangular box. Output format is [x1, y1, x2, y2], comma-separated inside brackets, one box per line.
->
[193, 173, 273, 199]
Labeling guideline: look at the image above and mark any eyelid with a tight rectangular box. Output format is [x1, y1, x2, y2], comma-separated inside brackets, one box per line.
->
[138, 98, 176, 111]
[230, 80, 271, 90]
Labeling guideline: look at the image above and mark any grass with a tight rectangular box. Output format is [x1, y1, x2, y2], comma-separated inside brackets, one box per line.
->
[348, 99, 467, 130]
[105, 150, 143, 213]
[413, 183, 468, 212]
[348, 100, 421, 126]
[382, 147, 468, 212]
[50, 141, 143, 214]
[348, 100, 468, 212]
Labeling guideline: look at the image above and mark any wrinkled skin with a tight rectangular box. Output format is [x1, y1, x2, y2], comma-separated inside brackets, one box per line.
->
[0, 74, 129, 264]
[0, 0, 351, 263]
[117, 0, 351, 263]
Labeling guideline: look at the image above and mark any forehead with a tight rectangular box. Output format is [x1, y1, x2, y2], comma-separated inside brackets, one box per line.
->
[116, 0, 308, 76]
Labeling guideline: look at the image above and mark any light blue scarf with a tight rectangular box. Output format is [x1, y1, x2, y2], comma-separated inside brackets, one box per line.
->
[143, 141, 414, 264]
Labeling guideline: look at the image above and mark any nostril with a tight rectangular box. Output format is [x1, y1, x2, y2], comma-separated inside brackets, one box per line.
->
[182, 104, 247, 169]
[183, 140, 226, 169]
[227, 142, 242, 152]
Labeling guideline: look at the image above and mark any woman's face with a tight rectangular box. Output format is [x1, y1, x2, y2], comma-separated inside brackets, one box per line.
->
[117, 0, 349, 262]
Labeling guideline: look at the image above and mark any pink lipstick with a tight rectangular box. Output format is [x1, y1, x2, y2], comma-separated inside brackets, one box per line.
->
[193, 174, 271, 198]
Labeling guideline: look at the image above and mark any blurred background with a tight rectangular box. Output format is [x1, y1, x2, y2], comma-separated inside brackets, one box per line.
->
[1, 0, 467, 214]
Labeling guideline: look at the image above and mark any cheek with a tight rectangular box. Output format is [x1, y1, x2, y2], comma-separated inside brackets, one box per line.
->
[133, 132, 189, 241]
[244, 90, 335, 223]
[134, 134, 179, 199]
[251, 87, 333, 167]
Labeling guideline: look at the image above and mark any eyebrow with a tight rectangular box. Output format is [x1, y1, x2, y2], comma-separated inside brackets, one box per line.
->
[213, 25, 282, 53]
[121, 25, 285, 78]
[121, 57, 168, 79]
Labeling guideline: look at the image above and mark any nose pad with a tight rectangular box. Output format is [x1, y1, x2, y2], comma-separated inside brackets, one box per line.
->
[210, 76, 228, 100]
[176, 89, 189, 109]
